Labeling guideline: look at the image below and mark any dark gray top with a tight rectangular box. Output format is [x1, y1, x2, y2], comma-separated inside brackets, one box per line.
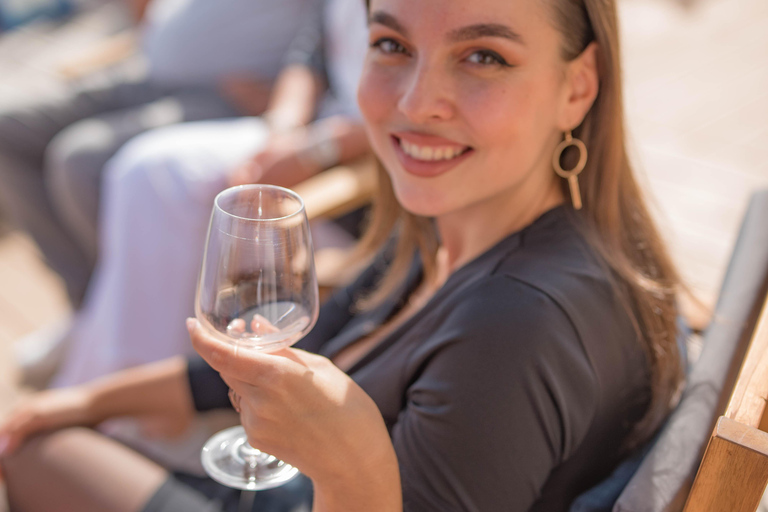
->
[188, 206, 651, 511]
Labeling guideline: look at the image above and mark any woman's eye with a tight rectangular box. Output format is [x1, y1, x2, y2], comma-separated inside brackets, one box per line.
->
[466, 50, 510, 67]
[371, 38, 408, 56]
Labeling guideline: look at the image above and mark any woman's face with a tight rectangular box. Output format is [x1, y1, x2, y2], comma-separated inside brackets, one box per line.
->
[358, 0, 590, 218]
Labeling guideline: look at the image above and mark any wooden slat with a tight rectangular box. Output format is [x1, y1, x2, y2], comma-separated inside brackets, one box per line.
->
[293, 158, 377, 222]
[684, 417, 768, 512]
[725, 297, 768, 430]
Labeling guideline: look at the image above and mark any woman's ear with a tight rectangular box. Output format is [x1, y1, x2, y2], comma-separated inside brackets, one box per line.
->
[557, 42, 599, 131]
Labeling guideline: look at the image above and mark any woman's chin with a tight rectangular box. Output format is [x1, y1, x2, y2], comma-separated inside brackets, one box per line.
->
[392, 187, 450, 218]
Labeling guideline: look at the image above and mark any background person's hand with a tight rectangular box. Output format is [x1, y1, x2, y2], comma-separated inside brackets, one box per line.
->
[228, 129, 317, 188]
[0, 386, 96, 464]
[219, 75, 273, 117]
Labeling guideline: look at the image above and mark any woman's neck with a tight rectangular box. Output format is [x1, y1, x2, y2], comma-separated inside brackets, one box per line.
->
[434, 175, 565, 281]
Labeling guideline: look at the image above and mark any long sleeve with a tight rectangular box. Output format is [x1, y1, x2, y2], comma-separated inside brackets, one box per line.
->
[391, 277, 600, 511]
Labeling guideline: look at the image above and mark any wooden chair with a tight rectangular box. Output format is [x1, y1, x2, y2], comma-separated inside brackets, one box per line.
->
[683, 298, 768, 511]
[613, 189, 768, 512]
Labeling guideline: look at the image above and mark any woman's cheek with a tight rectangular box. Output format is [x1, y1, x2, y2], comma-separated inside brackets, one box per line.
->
[358, 65, 387, 122]
[358, 62, 408, 120]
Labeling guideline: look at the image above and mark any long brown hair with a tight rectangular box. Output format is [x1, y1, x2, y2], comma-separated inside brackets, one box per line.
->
[356, 0, 683, 450]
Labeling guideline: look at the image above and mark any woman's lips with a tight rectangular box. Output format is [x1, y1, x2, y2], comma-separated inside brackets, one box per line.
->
[390, 133, 473, 178]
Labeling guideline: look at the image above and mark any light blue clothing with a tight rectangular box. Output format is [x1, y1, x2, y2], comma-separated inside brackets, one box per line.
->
[142, 0, 307, 86]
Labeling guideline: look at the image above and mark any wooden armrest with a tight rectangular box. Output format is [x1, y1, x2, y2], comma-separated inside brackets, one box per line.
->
[684, 417, 768, 512]
[725, 296, 768, 431]
[293, 156, 377, 222]
[684, 295, 768, 512]
[291, 157, 377, 296]
[57, 30, 138, 80]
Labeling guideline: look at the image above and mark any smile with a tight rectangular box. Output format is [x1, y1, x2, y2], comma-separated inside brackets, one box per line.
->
[398, 138, 471, 161]
[390, 133, 475, 178]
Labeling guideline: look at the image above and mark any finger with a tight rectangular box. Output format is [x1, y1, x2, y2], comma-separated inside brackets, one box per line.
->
[227, 318, 246, 335]
[0, 433, 9, 459]
[217, 374, 253, 396]
[229, 157, 263, 187]
[228, 165, 251, 187]
[0, 412, 33, 457]
[187, 318, 290, 385]
[251, 314, 279, 335]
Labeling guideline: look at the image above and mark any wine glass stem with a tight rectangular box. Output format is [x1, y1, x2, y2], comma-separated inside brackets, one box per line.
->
[239, 443, 267, 470]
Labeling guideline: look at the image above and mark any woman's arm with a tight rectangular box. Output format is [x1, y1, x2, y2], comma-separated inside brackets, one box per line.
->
[0, 357, 195, 457]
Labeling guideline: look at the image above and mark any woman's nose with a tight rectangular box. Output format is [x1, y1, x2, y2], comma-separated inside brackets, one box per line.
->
[396, 62, 454, 124]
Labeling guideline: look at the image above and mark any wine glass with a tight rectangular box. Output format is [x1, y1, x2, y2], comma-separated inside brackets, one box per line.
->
[195, 184, 319, 490]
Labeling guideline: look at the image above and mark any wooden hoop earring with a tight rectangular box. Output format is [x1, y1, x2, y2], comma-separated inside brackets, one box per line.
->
[552, 130, 587, 210]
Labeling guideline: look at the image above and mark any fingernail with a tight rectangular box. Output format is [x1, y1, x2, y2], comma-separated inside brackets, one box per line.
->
[186, 318, 196, 331]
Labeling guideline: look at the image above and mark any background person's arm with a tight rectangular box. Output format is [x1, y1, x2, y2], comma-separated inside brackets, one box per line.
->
[128, 0, 153, 22]
[0, 357, 195, 458]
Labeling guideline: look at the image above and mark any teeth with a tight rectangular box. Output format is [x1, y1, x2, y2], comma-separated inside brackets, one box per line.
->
[399, 139, 467, 161]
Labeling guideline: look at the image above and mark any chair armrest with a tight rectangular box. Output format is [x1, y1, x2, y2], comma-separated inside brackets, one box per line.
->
[683, 295, 768, 512]
[683, 417, 768, 512]
[292, 157, 377, 295]
[725, 297, 768, 430]
[293, 156, 377, 222]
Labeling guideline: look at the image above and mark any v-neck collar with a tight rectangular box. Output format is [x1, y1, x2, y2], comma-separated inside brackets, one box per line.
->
[319, 205, 569, 373]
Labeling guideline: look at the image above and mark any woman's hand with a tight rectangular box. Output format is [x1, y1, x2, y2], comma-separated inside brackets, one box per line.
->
[0, 386, 96, 459]
[187, 318, 402, 512]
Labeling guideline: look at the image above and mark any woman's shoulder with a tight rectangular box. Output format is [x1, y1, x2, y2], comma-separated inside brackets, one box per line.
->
[434, 208, 647, 400]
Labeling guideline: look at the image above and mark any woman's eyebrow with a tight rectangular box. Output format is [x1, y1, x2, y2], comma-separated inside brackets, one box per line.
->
[368, 13, 523, 46]
[448, 24, 524, 45]
[369, 11, 409, 37]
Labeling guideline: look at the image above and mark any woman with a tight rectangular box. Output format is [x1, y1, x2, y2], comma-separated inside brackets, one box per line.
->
[0, 0, 683, 510]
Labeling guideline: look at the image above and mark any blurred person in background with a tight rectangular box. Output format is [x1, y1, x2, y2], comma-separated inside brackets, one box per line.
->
[13, 0, 368, 474]
[48, 0, 369, 389]
[0, 0, 308, 383]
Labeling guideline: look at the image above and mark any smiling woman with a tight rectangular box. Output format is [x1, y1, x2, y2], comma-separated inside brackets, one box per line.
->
[0, 0, 683, 511]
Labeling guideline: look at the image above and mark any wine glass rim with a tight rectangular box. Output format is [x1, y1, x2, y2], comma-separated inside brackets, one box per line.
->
[214, 184, 306, 222]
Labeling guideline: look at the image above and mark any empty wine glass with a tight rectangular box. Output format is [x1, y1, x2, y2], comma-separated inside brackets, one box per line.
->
[195, 184, 319, 490]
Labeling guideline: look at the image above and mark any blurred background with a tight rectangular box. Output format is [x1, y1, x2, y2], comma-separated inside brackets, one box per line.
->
[0, 0, 765, 507]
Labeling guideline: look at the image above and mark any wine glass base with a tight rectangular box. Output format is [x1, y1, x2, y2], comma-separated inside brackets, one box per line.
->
[201, 426, 300, 491]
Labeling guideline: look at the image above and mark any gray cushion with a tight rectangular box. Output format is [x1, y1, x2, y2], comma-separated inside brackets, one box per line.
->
[614, 189, 768, 512]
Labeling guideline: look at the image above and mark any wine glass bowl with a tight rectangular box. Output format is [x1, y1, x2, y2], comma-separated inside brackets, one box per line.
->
[196, 184, 319, 490]
[196, 185, 318, 352]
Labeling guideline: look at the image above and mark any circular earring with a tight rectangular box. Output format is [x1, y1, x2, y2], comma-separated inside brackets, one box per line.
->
[552, 130, 587, 210]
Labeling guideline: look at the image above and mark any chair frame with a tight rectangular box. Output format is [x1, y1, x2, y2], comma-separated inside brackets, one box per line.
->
[684, 297, 768, 511]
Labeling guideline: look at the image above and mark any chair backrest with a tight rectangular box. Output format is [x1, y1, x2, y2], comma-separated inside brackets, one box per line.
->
[614, 189, 768, 512]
